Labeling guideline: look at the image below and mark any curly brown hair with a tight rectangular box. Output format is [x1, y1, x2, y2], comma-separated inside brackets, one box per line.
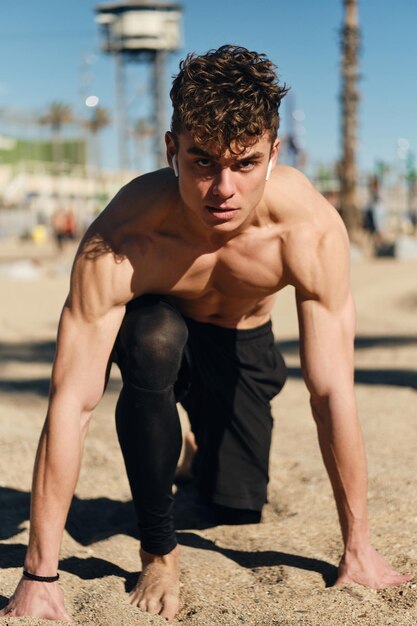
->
[170, 45, 289, 156]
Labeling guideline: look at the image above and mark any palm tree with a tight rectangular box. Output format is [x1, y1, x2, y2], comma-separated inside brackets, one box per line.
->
[132, 118, 155, 171]
[84, 106, 111, 174]
[40, 102, 73, 174]
[339, 0, 361, 238]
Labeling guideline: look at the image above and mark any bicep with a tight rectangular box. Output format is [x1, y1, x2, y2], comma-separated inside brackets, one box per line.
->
[288, 216, 356, 399]
[50, 242, 131, 411]
[50, 303, 125, 412]
[296, 289, 356, 399]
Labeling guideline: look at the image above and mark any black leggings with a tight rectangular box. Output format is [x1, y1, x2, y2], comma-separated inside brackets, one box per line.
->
[114, 296, 286, 555]
[115, 297, 186, 555]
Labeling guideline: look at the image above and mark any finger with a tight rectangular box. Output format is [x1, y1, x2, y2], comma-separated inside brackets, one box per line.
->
[383, 573, 414, 588]
[335, 571, 413, 589]
[62, 609, 75, 623]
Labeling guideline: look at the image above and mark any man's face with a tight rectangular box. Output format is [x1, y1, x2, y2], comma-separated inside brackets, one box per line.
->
[166, 129, 279, 234]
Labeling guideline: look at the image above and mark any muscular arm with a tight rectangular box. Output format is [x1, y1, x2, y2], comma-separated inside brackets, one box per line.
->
[0, 234, 134, 620]
[288, 189, 411, 588]
[296, 248, 368, 548]
[27, 298, 126, 574]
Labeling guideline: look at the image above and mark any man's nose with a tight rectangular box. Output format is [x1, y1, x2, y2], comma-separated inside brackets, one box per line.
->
[212, 168, 236, 199]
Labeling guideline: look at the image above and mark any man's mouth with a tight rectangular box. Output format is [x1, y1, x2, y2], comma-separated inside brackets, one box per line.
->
[205, 205, 239, 219]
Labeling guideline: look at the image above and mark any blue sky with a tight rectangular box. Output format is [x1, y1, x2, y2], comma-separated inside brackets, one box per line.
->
[0, 0, 416, 174]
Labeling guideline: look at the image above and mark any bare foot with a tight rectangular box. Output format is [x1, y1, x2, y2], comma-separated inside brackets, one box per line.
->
[175, 431, 197, 484]
[0, 577, 72, 621]
[129, 546, 180, 623]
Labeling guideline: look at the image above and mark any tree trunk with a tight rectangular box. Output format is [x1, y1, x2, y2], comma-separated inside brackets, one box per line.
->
[340, 0, 362, 238]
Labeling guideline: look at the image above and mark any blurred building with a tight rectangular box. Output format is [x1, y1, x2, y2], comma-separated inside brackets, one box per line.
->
[0, 119, 132, 239]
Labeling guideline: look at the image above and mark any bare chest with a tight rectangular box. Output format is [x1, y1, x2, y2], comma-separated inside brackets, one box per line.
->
[172, 249, 280, 301]
[152, 227, 279, 297]
[128, 227, 285, 326]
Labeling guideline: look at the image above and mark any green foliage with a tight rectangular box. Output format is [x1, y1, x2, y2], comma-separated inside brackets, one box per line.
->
[0, 136, 86, 165]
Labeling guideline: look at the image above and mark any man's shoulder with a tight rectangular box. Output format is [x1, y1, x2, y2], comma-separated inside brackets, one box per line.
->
[70, 168, 181, 310]
[266, 165, 345, 239]
[267, 165, 330, 216]
[268, 164, 312, 192]
[266, 166, 350, 296]
[108, 167, 177, 217]
[91, 168, 177, 247]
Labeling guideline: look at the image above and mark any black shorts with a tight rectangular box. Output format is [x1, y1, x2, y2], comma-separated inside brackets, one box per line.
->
[176, 316, 288, 511]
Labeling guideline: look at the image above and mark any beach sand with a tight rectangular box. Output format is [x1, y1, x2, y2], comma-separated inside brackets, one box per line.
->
[0, 241, 416, 625]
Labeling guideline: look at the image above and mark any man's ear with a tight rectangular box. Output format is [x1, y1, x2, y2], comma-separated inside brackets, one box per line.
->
[270, 138, 280, 166]
[165, 131, 177, 172]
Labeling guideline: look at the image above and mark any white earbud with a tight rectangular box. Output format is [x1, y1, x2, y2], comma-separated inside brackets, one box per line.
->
[265, 159, 273, 181]
[172, 154, 179, 178]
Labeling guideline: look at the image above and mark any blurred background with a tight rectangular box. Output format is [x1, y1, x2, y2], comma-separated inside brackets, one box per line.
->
[0, 0, 416, 259]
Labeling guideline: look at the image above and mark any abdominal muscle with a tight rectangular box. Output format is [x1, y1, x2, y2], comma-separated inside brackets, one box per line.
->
[162, 250, 282, 329]
[168, 291, 277, 329]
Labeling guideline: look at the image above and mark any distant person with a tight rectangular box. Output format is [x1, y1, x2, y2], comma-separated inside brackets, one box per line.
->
[363, 174, 391, 255]
[0, 45, 411, 623]
[51, 208, 77, 251]
[363, 206, 386, 241]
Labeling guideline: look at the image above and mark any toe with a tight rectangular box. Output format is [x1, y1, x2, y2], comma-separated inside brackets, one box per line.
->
[160, 593, 180, 623]
[0, 605, 13, 616]
[147, 598, 163, 615]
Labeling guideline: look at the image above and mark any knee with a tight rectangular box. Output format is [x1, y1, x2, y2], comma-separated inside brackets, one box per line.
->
[117, 302, 188, 390]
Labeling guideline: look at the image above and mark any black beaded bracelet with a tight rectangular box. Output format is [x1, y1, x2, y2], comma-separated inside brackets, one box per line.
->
[23, 570, 60, 583]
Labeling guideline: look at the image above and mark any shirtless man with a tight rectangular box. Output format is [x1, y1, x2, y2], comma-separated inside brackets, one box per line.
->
[0, 45, 411, 623]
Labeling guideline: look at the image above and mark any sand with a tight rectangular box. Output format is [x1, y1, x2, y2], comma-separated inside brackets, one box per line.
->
[0, 241, 416, 625]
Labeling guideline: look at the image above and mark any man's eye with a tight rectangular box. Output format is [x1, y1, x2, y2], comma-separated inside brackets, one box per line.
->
[238, 161, 255, 170]
[196, 159, 213, 168]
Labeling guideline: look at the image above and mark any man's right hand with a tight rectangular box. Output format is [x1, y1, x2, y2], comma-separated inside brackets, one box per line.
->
[0, 576, 72, 622]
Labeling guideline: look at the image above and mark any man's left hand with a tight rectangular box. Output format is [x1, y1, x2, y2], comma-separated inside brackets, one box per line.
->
[336, 544, 413, 589]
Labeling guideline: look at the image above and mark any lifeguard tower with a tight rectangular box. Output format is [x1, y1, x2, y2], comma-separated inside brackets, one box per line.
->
[95, 1, 183, 169]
